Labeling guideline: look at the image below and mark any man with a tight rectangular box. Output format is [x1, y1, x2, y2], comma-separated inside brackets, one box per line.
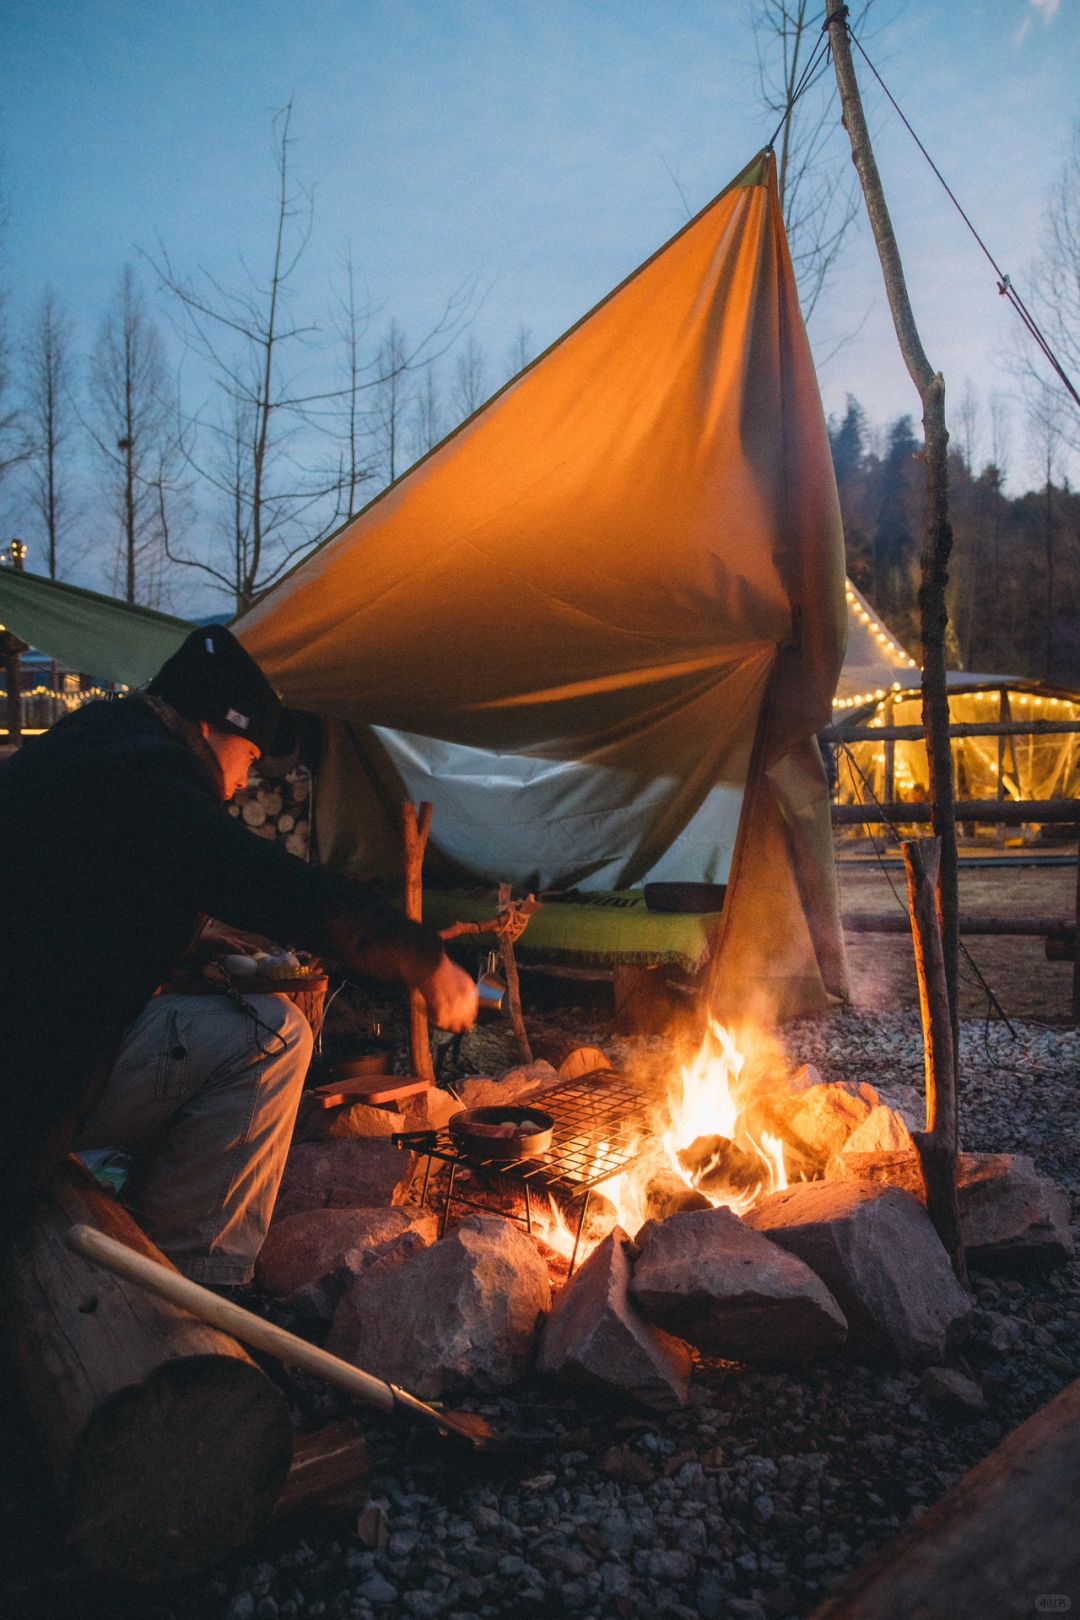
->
[0, 626, 477, 1282]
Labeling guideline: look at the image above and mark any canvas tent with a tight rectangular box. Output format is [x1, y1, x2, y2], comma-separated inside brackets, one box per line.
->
[0, 151, 848, 1019]
[235, 150, 848, 1018]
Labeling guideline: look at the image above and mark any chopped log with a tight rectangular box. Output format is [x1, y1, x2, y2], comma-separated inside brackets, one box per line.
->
[0, 1162, 293, 1581]
[256, 786, 284, 817]
[401, 801, 436, 1084]
[274, 1421, 371, 1518]
[242, 799, 268, 828]
[808, 1374, 1080, 1620]
[278, 811, 296, 833]
[903, 839, 966, 1286]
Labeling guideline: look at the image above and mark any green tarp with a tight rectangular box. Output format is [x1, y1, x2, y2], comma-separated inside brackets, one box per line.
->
[0, 569, 190, 688]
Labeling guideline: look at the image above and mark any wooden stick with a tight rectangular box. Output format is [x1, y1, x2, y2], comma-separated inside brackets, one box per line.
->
[498, 881, 532, 1063]
[902, 838, 967, 1284]
[808, 1374, 1080, 1620]
[439, 917, 507, 941]
[1073, 821, 1080, 1022]
[401, 801, 436, 1084]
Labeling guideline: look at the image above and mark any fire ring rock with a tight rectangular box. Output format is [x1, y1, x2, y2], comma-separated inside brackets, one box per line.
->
[628, 1207, 848, 1365]
[744, 1180, 972, 1366]
[327, 1214, 552, 1398]
[275, 1140, 410, 1218]
[256, 1207, 438, 1295]
[538, 1229, 693, 1410]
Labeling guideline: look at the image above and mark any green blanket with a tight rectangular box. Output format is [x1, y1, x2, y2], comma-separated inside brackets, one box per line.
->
[421, 889, 724, 975]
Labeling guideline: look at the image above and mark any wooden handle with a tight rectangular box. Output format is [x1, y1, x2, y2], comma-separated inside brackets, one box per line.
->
[67, 1224, 396, 1415]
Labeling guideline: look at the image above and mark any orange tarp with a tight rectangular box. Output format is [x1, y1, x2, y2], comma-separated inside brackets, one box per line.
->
[238, 151, 847, 1017]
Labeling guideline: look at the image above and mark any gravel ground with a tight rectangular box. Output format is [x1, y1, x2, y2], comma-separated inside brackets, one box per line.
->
[4, 1001, 1077, 1620]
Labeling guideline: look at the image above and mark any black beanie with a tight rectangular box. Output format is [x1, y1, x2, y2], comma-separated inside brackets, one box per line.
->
[147, 625, 286, 756]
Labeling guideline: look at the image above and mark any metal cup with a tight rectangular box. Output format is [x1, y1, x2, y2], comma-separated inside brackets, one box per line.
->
[476, 951, 507, 1015]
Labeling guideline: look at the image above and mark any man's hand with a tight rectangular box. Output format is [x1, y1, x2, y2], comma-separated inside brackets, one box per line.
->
[416, 955, 479, 1032]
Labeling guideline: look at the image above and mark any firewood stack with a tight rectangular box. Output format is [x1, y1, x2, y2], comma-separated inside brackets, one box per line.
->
[228, 765, 311, 859]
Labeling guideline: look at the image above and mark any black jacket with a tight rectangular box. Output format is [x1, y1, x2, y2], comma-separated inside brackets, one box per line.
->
[0, 696, 443, 1207]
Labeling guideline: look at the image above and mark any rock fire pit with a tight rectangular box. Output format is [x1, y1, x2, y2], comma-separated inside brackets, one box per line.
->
[265, 1022, 1074, 1408]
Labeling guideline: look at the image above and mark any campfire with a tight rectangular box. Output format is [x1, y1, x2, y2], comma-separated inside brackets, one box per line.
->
[534, 1017, 791, 1264]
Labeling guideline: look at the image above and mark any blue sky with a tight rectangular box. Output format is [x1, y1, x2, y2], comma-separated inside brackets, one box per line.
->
[2, 0, 1078, 594]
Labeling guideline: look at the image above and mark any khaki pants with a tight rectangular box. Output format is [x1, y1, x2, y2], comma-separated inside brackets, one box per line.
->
[77, 992, 313, 1285]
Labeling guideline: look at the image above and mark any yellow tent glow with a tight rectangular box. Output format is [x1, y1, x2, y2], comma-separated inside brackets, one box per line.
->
[237, 151, 847, 1019]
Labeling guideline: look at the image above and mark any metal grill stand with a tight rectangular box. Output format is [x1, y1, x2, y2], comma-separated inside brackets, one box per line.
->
[393, 1070, 648, 1273]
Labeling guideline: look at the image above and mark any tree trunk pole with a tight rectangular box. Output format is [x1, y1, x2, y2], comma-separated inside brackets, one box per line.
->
[902, 838, 966, 1283]
[401, 801, 436, 1084]
[826, 0, 960, 1062]
[497, 882, 533, 1064]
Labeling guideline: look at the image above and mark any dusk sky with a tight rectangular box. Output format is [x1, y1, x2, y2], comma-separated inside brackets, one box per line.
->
[3, 0, 1078, 597]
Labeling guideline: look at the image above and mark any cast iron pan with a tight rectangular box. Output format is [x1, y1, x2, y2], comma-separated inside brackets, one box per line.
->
[448, 1105, 555, 1160]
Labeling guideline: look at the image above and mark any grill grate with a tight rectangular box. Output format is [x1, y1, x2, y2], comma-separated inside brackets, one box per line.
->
[396, 1070, 652, 1269]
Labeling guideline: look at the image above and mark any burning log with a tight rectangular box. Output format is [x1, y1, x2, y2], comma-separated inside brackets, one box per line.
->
[0, 1162, 293, 1581]
[677, 1134, 763, 1194]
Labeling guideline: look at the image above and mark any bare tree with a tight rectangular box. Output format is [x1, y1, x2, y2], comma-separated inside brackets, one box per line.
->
[451, 334, 488, 424]
[148, 103, 331, 611]
[22, 288, 75, 578]
[954, 378, 979, 472]
[504, 323, 534, 382]
[1018, 122, 1080, 461]
[87, 266, 179, 606]
[373, 319, 410, 486]
[0, 178, 24, 488]
[411, 358, 442, 460]
[752, 0, 874, 323]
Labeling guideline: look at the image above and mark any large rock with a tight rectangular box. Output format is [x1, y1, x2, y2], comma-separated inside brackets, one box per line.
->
[276, 1139, 410, 1218]
[745, 1181, 972, 1365]
[297, 1101, 401, 1142]
[824, 1106, 914, 1176]
[757, 1080, 878, 1176]
[538, 1230, 692, 1411]
[456, 1061, 560, 1111]
[257, 1206, 438, 1295]
[628, 1207, 847, 1365]
[828, 1151, 1075, 1274]
[327, 1214, 551, 1398]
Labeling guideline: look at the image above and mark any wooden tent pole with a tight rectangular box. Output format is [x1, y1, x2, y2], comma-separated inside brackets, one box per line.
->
[826, 0, 961, 1061]
[401, 801, 436, 1084]
[497, 881, 533, 1063]
[902, 837, 966, 1282]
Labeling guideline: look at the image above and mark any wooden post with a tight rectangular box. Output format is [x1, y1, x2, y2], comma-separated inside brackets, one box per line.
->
[902, 837, 967, 1284]
[828, 0, 961, 1063]
[497, 881, 533, 1063]
[401, 801, 436, 1084]
[1, 629, 27, 750]
[1073, 819, 1080, 1022]
[0, 1162, 293, 1581]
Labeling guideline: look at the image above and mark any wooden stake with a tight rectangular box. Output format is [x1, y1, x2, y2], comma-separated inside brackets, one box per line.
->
[401, 801, 436, 1084]
[1073, 819, 1080, 1022]
[902, 837, 967, 1285]
[497, 881, 533, 1063]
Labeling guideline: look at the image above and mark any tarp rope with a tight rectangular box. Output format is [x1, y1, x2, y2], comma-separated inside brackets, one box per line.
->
[766, 28, 833, 153]
[826, 5, 1080, 416]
